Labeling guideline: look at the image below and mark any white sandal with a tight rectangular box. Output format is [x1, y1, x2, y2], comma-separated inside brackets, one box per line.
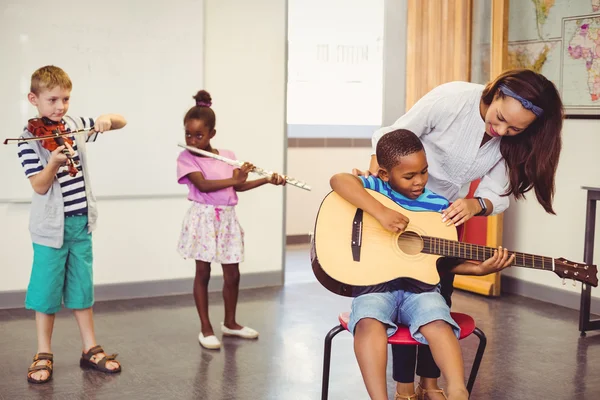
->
[221, 322, 259, 339]
[198, 333, 221, 350]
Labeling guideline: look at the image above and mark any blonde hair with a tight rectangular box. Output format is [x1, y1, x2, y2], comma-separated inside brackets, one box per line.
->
[30, 65, 72, 94]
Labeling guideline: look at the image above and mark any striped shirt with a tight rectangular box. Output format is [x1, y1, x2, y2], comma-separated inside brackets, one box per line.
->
[18, 116, 97, 217]
[360, 176, 450, 212]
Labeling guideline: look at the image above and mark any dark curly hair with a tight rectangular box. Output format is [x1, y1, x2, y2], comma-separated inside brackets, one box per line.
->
[376, 129, 424, 170]
[183, 90, 216, 130]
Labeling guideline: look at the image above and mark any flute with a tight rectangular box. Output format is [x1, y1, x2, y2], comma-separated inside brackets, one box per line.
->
[178, 143, 311, 191]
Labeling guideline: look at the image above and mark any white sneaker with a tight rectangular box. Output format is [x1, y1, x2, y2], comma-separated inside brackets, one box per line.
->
[221, 322, 259, 339]
[198, 333, 221, 349]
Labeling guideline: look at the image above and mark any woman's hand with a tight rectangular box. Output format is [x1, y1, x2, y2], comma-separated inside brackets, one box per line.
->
[352, 155, 380, 177]
[441, 198, 482, 227]
[352, 168, 378, 177]
[475, 246, 515, 275]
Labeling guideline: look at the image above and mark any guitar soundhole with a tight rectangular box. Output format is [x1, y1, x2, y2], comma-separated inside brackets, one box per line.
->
[397, 231, 424, 255]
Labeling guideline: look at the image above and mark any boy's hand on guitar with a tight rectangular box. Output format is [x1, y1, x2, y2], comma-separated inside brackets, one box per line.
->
[375, 207, 409, 233]
[477, 246, 515, 275]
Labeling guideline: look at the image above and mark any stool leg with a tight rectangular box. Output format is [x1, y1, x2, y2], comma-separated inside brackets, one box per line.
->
[466, 327, 487, 396]
[322, 324, 346, 400]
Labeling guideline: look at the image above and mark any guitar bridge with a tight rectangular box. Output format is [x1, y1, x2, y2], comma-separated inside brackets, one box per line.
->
[351, 209, 363, 262]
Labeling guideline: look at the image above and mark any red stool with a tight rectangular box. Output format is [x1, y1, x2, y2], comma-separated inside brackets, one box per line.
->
[321, 312, 486, 400]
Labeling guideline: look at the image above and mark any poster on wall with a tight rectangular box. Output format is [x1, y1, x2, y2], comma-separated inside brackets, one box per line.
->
[508, 0, 600, 116]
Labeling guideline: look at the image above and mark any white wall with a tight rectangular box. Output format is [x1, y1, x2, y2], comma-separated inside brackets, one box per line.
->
[0, 0, 203, 200]
[0, 199, 192, 292]
[502, 119, 600, 300]
[203, 0, 287, 272]
[0, 0, 287, 295]
[286, 147, 372, 236]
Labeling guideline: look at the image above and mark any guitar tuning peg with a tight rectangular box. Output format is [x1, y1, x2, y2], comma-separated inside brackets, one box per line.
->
[573, 279, 577, 287]
[562, 278, 566, 286]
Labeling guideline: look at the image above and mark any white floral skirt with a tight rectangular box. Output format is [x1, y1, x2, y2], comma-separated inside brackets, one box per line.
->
[177, 203, 244, 263]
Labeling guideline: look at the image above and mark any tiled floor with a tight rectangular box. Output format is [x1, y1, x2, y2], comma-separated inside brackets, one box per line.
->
[285, 244, 315, 285]
[1, 246, 599, 399]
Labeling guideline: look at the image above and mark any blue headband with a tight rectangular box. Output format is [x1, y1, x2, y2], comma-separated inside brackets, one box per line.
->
[498, 85, 544, 117]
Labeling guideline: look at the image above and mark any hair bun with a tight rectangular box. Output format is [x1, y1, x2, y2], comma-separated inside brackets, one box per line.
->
[193, 90, 212, 107]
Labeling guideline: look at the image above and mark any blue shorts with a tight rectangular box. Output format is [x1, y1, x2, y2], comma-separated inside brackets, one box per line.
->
[25, 215, 94, 314]
[348, 288, 460, 345]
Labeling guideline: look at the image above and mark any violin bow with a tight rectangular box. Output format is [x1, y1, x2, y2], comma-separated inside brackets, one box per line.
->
[3, 127, 95, 145]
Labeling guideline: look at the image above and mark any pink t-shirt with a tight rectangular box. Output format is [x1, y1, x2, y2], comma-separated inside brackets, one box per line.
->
[177, 149, 239, 206]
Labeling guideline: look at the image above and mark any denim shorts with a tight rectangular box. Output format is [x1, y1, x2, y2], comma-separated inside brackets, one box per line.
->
[25, 215, 94, 314]
[348, 287, 460, 345]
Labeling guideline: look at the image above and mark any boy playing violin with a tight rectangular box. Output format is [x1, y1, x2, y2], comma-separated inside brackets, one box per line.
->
[17, 65, 126, 384]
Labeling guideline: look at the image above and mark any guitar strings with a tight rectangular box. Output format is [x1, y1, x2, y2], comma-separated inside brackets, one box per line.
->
[333, 226, 590, 282]
[329, 227, 592, 284]
[358, 226, 554, 264]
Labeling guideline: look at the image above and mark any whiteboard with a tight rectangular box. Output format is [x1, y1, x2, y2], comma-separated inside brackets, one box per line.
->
[0, 0, 204, 201]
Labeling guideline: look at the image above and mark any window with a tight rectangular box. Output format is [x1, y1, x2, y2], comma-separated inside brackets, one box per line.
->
[470, 0, 492, 85]
[287, 0, 384, 138]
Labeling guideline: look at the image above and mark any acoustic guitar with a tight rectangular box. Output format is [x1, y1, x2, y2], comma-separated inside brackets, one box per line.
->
[311, 189, 598, 297]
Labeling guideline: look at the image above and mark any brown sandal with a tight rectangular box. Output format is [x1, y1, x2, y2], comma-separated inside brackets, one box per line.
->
[27, 352, 53, 384]
[395, 392, 417, 399]
[416, 383, 448, 400]
[79, 345, 121, 373]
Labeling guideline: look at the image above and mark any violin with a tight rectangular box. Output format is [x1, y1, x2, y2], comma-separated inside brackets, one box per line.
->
[3, 117, 93, 177]
[27, 117, 79, 177]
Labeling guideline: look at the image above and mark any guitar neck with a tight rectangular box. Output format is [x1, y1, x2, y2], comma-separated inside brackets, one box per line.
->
[421, 236, 554, 271]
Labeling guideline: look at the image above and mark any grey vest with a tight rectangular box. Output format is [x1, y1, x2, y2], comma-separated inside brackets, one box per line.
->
[23, 121, 98, 249]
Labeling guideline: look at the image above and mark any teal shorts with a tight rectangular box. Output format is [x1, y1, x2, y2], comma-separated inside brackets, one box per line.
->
[25, 215, 94, 314]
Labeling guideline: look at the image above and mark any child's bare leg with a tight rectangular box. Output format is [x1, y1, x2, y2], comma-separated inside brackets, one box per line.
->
[418, 377, 447, 400]
[73, 308, 119, 370]
[419, 321, 468, 400]
[194, 261, 213, 336]
[396, 378, 445, 400]
[36, 312, 54, 353]
[30, 312, 55, 381]
[354, 318, 389, 400]
[221, 263, 243, 330]
[419, 377, 440, 389]
[396, 382, 416, 398]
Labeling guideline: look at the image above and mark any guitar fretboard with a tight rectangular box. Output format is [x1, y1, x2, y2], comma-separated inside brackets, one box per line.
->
[421, 236, 554, 271]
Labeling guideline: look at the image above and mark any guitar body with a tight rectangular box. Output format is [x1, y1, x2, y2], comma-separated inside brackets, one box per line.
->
[311, 189, 457, 297]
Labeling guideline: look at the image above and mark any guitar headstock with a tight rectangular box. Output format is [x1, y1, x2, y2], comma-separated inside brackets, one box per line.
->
[554, 258, 598, 287]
